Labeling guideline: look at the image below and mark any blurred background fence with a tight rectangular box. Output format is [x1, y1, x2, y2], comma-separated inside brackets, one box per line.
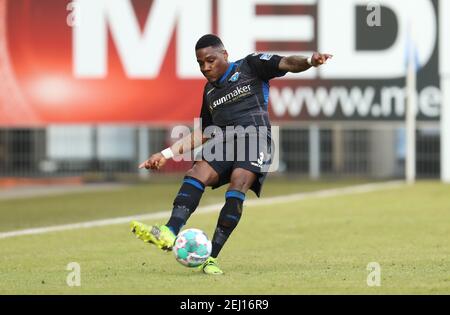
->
[0, 123, 440, 180]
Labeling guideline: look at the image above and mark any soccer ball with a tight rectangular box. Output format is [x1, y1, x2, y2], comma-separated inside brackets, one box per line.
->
[173, 228, 212, 267]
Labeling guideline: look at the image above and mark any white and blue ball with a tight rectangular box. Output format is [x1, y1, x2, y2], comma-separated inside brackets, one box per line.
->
[173, 228, 212, 267]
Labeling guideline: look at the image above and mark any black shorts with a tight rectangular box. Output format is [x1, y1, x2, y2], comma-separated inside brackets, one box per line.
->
[195, 127, 273, 197]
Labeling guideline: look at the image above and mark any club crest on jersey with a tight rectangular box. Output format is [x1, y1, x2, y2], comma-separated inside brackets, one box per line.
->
[260, 53, 273, 60]
[229, 72, 240, 82]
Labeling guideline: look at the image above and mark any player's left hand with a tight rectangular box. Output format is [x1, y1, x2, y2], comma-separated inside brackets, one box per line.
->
[311, 52, 333, 67]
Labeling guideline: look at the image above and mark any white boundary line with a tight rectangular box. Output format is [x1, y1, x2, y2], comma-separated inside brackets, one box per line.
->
[0, 183, 128, 200]
[0, 181, 404, 240]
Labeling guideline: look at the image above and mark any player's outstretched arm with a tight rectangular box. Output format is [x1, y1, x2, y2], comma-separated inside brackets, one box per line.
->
[279, 52, 333, 73]
[139, 128, 208, 170]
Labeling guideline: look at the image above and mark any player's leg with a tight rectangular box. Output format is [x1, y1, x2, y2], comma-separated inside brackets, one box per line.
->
[165, 161, 219, 235]
[131, 161, 219, 250]
[201, 168, 257, 274]
[211, 168, 256, 257]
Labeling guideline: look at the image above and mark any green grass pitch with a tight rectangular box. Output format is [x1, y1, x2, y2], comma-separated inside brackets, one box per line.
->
[0, 179, 449, 294]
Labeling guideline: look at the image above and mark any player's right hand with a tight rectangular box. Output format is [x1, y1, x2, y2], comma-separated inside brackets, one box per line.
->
[139, 153, 167, 170]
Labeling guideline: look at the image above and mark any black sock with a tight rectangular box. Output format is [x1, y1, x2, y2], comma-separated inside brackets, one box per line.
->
[211, 190, 245, 258]
[166, 176, 205, 235]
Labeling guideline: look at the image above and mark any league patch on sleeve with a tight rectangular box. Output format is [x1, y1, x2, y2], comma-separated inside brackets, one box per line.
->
[259, 53, 273, 60]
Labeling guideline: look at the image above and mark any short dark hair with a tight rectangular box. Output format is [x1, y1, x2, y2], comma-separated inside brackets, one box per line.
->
[195, 34, 224, 50]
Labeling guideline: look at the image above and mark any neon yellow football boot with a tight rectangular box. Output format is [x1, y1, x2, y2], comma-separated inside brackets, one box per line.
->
[199, 257, 224, 275]
[130, 221, 176, 251]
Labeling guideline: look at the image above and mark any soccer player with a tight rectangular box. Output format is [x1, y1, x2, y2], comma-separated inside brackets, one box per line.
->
[131, 34, 332, 275]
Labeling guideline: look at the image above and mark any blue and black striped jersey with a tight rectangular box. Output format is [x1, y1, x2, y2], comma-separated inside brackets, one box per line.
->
[200, 53, 287, 131]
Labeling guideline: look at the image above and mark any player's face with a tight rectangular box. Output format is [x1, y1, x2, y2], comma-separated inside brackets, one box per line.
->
[196, 46, 229, 82]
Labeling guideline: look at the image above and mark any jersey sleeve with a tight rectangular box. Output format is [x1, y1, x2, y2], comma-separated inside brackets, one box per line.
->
[245, 53, 287, 81]
[199, 91, 213, 132]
